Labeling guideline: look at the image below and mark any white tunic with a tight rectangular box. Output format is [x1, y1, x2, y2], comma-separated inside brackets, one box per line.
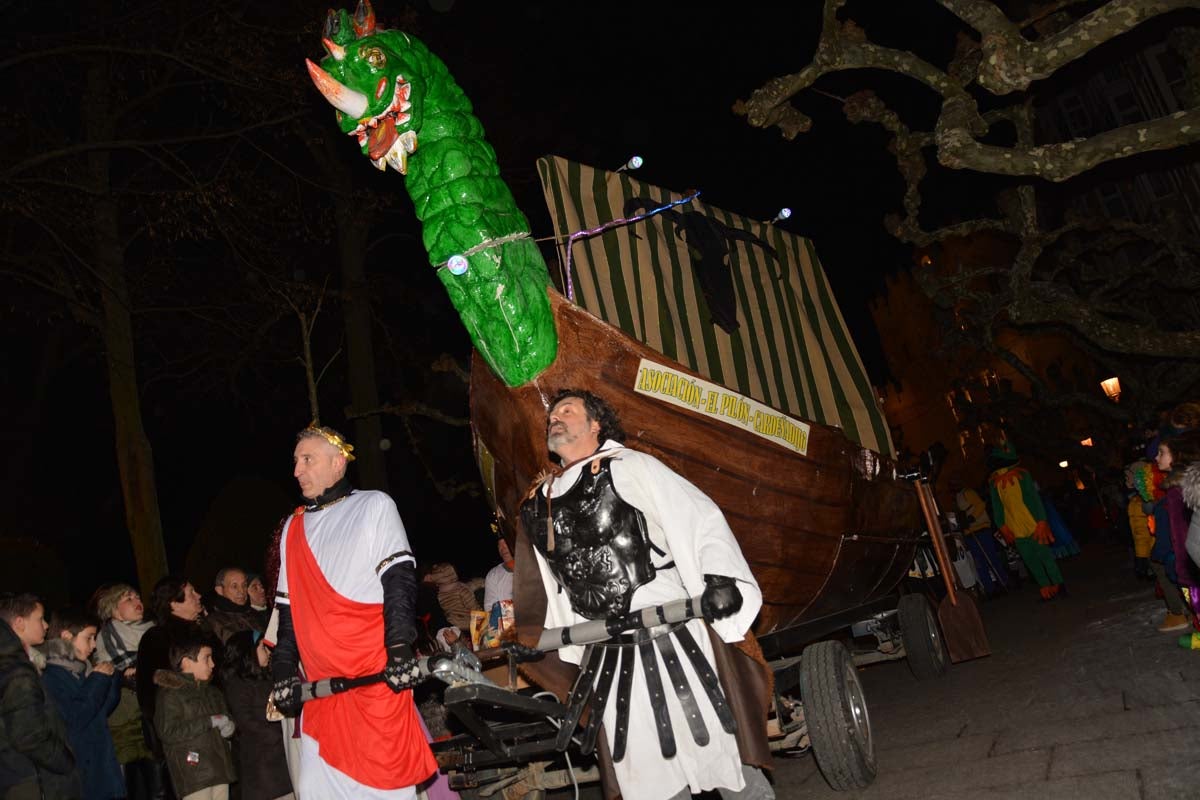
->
[532, 441, 762, 800]
[483, 563, 514, 613]
[276, 490, 418, 800]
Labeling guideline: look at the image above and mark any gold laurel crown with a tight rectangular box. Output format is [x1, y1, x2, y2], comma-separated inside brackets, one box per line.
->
[307, 423, 356, 461]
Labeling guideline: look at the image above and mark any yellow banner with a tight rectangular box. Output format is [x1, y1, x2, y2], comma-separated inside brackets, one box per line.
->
[633, 358, 810, 456]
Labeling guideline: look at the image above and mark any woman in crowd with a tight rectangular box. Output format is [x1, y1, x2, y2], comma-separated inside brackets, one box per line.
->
[134, 576, 210, 765]
[92, 585, 160, 800]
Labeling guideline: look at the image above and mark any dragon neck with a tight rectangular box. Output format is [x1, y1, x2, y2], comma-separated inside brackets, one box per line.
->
[397, 38, 557, 386]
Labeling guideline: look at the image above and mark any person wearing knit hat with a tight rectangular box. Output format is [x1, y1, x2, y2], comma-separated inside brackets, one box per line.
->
[986, 439, 1065, 600]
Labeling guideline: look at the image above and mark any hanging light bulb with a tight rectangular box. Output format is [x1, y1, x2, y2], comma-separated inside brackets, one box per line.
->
[615, 155, 643, 173]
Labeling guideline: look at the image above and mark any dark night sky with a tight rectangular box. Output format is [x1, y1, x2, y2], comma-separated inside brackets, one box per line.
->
[7, 1, 973, 601]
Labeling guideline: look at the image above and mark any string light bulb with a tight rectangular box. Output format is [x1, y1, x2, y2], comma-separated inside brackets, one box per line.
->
[770, 208, 792, 224]
[616, 155, 644, 173]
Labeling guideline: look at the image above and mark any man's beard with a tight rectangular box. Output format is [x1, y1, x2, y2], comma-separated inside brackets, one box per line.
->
[548, 428, 580, 455]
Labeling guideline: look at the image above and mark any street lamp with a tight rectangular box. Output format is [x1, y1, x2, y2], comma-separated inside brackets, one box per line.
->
[1059, 460, 1069, 468]
[1100, 376, 1121, 401]
[1079, 438, 1093, 447]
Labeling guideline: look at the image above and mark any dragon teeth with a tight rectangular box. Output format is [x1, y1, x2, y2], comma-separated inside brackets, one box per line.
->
[386, 147, 406, 173]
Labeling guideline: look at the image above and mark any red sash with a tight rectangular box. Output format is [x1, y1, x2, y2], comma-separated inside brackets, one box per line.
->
[286, 509, 436, 789]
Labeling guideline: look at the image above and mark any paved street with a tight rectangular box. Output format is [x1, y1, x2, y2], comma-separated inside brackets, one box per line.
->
[776, 543, 1200, 800]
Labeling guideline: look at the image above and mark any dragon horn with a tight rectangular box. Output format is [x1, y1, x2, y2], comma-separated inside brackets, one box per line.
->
[322, 37, 346, 61]
[305, 59, 368, 117]
[353, 0, 376, 37]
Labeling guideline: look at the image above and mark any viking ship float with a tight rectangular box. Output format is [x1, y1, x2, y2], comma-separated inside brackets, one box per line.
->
[305, 2, 941, 792]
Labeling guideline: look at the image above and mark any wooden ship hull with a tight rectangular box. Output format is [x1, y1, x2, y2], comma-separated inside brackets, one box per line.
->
[471, 287, 922, 642]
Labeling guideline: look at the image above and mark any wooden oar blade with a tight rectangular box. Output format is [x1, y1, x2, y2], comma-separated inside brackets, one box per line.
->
[937, 593, 991, 663]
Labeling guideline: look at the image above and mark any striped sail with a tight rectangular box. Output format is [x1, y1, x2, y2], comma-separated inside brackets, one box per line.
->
[537, 155, 894, 456]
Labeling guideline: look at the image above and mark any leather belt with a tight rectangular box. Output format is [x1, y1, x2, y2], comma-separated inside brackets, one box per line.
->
[596, 620, 681, 647]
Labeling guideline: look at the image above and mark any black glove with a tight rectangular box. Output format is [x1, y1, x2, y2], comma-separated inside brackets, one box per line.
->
[501, 639, 544, 663]
[701, 574, 743, 623]
[270, 677, 302, 717]
[383, 643, 422, 693]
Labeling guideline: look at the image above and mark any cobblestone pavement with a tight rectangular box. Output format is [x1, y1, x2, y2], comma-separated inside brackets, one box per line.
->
[773, 543, 1200, 800]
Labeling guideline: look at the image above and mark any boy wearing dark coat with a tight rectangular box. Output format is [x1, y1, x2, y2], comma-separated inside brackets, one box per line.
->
[153, 640, 236, 800]
[42, 608, 124, 800]
[0, 593, 81, 800]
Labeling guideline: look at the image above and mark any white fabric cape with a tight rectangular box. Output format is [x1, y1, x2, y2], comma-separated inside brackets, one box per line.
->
[531, 440, 762, 799]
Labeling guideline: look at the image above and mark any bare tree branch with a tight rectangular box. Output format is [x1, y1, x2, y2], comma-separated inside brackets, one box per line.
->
[939, 0, 1200, 94]
[349, 402, 469, 428]
[2, 111, 306, 178]
[737, 0, 1200, 181]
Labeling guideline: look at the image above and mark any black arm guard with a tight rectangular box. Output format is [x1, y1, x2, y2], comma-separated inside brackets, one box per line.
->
[270, 604, 300, 682]
[381, 561, 418, 650]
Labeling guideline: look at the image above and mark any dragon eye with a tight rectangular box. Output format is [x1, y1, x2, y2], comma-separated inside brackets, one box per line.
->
[362, 47, 386, 70]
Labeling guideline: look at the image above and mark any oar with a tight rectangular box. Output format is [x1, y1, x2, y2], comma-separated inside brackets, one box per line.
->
[913, 480, 990, 663]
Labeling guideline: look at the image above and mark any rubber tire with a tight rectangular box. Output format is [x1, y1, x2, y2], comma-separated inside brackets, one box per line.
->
[798, 640, 877, 790]
[898, 593, 948, 681]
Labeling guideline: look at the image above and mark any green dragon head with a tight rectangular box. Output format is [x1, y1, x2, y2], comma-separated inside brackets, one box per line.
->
[305, 0, 421, 173]
[305, 1, 558, 387]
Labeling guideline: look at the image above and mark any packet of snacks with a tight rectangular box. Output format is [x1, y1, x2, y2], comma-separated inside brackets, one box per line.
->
[469, 610, 489, 650]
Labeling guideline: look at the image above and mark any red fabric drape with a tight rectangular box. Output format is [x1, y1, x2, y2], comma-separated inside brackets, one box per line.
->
[286, 511, 436, 789]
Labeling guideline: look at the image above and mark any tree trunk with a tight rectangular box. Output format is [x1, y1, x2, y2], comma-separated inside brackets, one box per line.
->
[337, 204, 389, 491]
[85, 61, 168, 596]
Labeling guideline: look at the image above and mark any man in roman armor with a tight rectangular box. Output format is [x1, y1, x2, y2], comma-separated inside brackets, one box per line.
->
[269, 425, 436, 799]
[520, 389, 773, 800]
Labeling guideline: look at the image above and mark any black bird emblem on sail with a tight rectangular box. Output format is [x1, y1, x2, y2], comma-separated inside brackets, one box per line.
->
[624, 197, 779, 334]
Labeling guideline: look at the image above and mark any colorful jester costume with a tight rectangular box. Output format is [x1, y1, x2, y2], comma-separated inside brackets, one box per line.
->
[1128, 460, 1161, 577]
[987, 442, 1064, 599]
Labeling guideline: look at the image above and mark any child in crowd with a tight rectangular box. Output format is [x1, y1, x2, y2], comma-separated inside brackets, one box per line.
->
[153, 639, 236, 800]
[1155, 431, 1200, 648]
[220, 631, 293, 800]
[425, 562, 481, 632]
[42, 609, 125, 800]
[0, 593, 81, 800]
[1, 592, 49, 666]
